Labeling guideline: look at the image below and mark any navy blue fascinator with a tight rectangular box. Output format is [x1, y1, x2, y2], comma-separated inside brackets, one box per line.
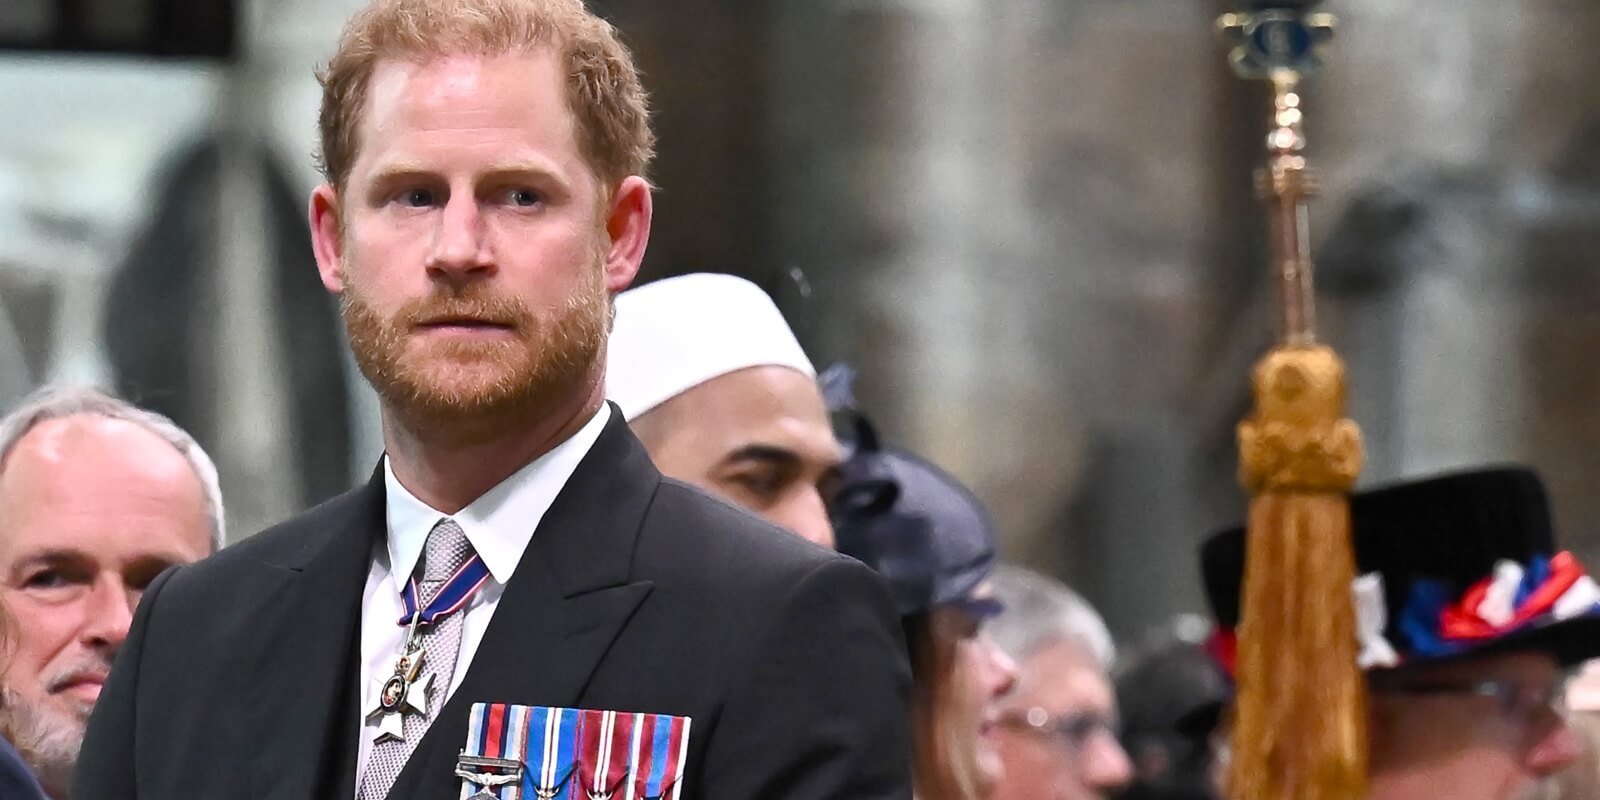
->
[824, 366, 1001, 619]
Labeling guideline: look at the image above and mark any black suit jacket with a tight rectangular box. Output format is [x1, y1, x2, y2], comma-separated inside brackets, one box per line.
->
[74, 409, 912, 798]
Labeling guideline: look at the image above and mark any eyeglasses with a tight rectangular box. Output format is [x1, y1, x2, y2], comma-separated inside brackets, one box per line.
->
[1371, 676, 1568, 723]
[998, 707, 1121, 753]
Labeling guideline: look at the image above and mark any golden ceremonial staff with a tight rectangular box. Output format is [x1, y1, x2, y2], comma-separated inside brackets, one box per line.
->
[1218, 3, 1368, 799]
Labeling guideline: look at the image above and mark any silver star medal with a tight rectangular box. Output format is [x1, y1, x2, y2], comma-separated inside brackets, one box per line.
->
[367, 611, 436, 743]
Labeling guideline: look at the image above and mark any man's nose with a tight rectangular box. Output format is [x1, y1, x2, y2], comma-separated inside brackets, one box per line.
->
[80, 577, 136, 657]
[428, 195, 493, 279]
[1525, 716, 1583, 777]
[1084, 731, 1135, 791]
[983, 636, 1019, 698]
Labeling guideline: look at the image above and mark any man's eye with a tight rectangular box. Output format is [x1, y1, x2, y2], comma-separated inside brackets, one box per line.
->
[506, 188, 541, 207]
[398, 188, 436, 207]
[127, 563, 174, 592]
[22, 570, 68, 590]
[730, 472, 786, 503]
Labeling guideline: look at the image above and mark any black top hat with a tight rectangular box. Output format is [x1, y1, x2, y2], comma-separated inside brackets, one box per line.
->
[831, 414, 1000, 620]
[1201, 466, 1600, 671]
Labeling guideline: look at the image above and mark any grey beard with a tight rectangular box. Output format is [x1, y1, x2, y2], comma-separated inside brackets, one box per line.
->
[1515, 777, 1558, 800]
[2, 685, 85, 799]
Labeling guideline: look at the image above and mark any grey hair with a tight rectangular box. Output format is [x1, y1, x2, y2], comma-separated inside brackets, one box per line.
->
[0, 385, 225, 548]
[989, 563, 1116, 671]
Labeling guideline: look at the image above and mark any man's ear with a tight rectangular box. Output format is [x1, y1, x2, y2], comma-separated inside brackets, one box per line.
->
[309, 184, 346, 293]
[601, 176, 652, 294]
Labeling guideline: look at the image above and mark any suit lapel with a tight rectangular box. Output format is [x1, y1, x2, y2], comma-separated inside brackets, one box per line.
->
[249, 470, 385, 800]
[392, 406, 660, 797]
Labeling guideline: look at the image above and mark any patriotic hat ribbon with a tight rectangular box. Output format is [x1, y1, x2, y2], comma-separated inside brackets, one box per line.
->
[1401, 551, 1600, 659]
[1207, 551, 1600, 674]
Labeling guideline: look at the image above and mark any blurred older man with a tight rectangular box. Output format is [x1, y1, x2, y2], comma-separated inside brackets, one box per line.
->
[1202, 467, 1597, 800]
[0, 387, 219, 798]
[989, 564, 1133, 800]
[607, 273, 841, 547]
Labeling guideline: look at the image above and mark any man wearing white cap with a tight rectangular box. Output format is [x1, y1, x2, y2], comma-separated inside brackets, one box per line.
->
[608, 272, 842, 548]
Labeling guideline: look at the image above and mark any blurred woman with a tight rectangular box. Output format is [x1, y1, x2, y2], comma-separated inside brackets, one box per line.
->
[0, 602, 49, 799]
[832, 414, 1019, 800]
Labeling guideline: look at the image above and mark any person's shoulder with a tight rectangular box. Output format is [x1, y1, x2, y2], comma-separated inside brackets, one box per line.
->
[160, 482, 378, 596]
[640, 479, 871, 585]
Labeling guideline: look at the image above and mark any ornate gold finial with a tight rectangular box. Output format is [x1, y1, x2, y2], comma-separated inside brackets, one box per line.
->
[1219, 5, 1337, 345]
[1218, 9, 1336, 81]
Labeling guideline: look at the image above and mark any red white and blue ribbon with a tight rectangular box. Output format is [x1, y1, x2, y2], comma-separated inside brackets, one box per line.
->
[1206, 551, 1600, 674]
[1400, 551, 1600, 659]
[396, 553, 493, 627]
[458, 704, 692, 800]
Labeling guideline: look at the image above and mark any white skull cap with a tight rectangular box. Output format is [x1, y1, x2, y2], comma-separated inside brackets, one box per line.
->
[606, 273, 816, 421]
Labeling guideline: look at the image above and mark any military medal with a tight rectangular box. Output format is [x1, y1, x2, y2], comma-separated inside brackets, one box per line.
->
[455, 753, 524, 800]
[365, 550, 492, 744]
[366, 611, 435, 743]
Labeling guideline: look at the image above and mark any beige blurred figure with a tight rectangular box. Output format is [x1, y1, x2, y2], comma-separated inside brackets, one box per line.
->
[988, 564, 1133, 800]
[0, 386, 219, 798]
[606, 273, 841, 548]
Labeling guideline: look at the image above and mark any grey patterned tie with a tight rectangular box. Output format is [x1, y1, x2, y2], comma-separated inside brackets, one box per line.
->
[359, 518, 475, 799]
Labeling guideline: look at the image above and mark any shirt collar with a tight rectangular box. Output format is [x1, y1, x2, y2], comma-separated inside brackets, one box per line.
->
[382, 404, 611, 587]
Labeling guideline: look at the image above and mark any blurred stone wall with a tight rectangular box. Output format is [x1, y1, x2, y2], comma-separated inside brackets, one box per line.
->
[608, 0, 1600, 637]
[1516, 0, 1600, 568]
[1304, 0, 1600, 569]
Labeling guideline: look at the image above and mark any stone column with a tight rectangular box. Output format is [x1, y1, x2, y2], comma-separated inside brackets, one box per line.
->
[771, 0, 1079, 560]
[203, 0, 302, 542]
[772, 0, 1218, 636]
[1297, 0, 1532, 478]
[1511, 0, 1600, 561]
[261, 0, 387, 489]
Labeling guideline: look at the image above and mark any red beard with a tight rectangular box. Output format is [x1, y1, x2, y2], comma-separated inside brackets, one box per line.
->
[340, 268, 609, 446]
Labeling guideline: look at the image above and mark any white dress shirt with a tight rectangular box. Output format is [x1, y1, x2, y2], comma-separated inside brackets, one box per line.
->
[352, 405, 610, 791]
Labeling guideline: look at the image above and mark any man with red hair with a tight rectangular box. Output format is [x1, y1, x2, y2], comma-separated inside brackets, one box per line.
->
[74, 1, 911, 798]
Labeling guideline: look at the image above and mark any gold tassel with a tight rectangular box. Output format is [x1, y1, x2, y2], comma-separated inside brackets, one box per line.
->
[1230, 345, 1366, 800]
[1217, 8, 1366, 796]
